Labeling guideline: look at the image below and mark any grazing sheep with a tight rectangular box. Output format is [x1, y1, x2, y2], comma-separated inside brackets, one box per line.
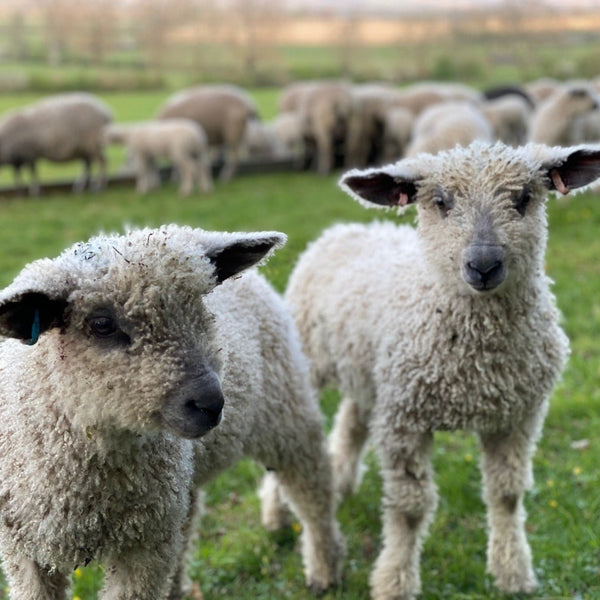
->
[0, 92, 112, 195]
[285, 141, 600, 599]
[381, 106, 414, 162]
[271, 111, 306, 167]
[481, 94, 533, 146]
[296, 80, 354, 175]
[0, 225, 343, 599]
[156, 84, 259, 181]
[104, 119, 213, 196]
[241, 118, 289, 161]
[529, 82, 600, 145]
[405, 101, 493, 156]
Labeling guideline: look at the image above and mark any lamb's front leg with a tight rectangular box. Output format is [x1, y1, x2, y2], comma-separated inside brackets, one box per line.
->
[2, 556, 70, 600]
[478, 412, 544, 594]
[370, 431, 437, 600]
[101, 542, 181, 600]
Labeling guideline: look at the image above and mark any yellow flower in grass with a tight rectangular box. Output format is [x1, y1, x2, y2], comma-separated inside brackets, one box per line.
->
[573, 466, 582, 476]
[74, 568, 83, 578]
[464, 453, 473, 463]
[549, 499, 558, 508]
[546, 479, 554, 488]
[292, 521, 302, 534]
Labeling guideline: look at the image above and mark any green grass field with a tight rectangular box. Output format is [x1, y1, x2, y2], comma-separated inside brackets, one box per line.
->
[0, 160, 598, 599]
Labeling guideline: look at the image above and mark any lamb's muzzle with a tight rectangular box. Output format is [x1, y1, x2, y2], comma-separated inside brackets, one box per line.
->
[162, 370, 224, 438]
[462, 243, 506, 291]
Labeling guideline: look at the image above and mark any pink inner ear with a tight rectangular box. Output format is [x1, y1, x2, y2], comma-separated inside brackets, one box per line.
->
[550, 169, 570, 195]
[398, 192, 410, 206]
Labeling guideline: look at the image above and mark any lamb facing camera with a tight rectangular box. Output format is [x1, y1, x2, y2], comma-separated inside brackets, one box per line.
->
[284, 141, 600, 599]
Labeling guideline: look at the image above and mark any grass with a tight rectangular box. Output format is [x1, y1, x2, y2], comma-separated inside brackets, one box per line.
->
[0, 166, 598, 599]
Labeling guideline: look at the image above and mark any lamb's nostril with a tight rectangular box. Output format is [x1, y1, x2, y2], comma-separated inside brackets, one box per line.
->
[184, 397, 223, 429]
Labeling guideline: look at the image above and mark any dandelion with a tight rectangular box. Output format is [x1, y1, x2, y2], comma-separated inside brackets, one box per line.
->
[292, 521, 302, 534]
[549, 499, 558, 508]
[464, 453, 473, 463]
[573, 466, 582, 476]
[74, 568, 83, 578]
[546, 478, 554, 488]
[73, 596, 82, 600]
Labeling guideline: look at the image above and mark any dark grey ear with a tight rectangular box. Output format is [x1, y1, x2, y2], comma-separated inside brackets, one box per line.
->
[0, 292, 68, 344]
[547, 147, 600, 195]
[340, 168, 419, 208]
[205, 232, 287, 284]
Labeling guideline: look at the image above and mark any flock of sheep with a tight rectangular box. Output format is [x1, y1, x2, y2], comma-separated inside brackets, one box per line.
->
[0, 77, 600, 600]
[1, 76, 600, 198]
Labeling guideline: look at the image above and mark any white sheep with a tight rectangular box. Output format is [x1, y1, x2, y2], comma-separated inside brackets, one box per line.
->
[529, 81, 600, 145]
[240, 118, 290, 161]
[104, 120, 213, 196]
[0, 225, 343, 599]
[0, 92, 112, 195]
[405, 101, 493, 156]
[285, 141, 600, 599]
[381, 105, 414, 162]
[480, 93, 533, 146]
[156, 84, 259, 181]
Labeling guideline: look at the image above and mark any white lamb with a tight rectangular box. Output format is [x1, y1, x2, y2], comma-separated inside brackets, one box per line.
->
[284, 141, 600, 599]
[0, 225, 343, 599]
[104, 120, 213, 196]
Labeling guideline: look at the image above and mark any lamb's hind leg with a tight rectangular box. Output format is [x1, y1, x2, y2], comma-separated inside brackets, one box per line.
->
[259, 422, 344, 592]
[329, 395, 371, 501]
[478, 412, 544, 594]
[370, 431, 437, 600]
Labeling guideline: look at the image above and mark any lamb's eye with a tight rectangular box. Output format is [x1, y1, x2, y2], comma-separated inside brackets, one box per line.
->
[514, 188, 532, 216]
[433, 193, 452, 216]
[88, 316, 117, 338]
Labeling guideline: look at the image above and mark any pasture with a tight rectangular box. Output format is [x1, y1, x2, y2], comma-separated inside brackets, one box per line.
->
[0, 133, 598, 599]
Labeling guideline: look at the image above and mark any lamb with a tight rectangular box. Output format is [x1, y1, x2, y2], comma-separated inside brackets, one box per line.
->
[0, 92, 112, 195]
[285, 141, 600, 599]
[529, 81, 600, 145]
[104, 119, 213, 196]
[405, 101, 493, 156]
[480, 94, 533, 146]
[0, 224, 343, 599]
[296, 80, 354, 175]
[156, 84, 259, 181]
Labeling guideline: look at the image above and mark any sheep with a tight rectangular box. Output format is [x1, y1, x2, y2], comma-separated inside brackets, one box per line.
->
[0, 224, 344, 599]
[285, 141, 600, 599]
[529, 81, 600, 146]
[405, 101, 493, 156]
[240, 118, 290, 161]
[480, 94, 533, 146]
[104, 119, 213, 196]
[156, 84, 259, 181]
[296, 80, 354, 175]
[0, 92, 112, 195]
[381, 105, 414, 162]
[270, 111, 306, 167]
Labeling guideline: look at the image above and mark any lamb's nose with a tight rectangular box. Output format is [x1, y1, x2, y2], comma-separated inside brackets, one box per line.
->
[462, 245, 506, 291]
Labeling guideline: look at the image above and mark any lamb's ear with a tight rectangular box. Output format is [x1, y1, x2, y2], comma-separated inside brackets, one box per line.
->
[0, 291, 68, 344]
[545, 146, 600, 195]
[340, 167, 419, 208]
[205, 231, 287, 283]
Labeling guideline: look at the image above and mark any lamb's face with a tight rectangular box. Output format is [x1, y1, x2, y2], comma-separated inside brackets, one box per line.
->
[413, 150, 549, 294]
[340, 141, 600, 295]
[0, 225, 286, 439]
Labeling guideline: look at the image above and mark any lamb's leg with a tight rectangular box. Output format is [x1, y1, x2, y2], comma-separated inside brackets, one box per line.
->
[257, 412, 344, 593]
[218, 145, 239, 181]
[167, 488, 205, 600]
[370, 431, 437, 600]
[196, 155, 213, 193]
[73, 158, 91, 193]
[2, 556, 69, 600]
[478, 414, 543, 594]
[329, 395, 370, 501]
[176, 158, 194, 196]
[259, 470, 292, 531]
[101, 543, 180, 600]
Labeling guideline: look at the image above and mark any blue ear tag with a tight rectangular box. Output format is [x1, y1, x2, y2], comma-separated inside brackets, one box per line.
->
[27, 309, 41, 346]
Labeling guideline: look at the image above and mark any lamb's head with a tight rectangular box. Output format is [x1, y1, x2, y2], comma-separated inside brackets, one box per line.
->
[0, 225, 286, 439]
[340, 141, 600, 294]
